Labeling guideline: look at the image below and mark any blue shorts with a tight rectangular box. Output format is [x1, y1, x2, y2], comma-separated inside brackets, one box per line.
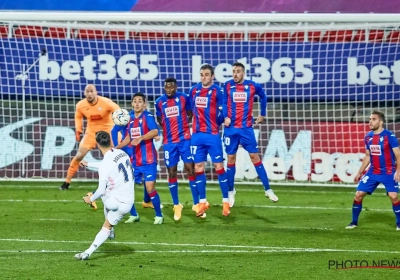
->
[223, 127, 258, 155]
[133, 164, 157, 184]
[191, 132, 224, 163]
[163, 139, 193, 168]
[357, 173, 399, 194]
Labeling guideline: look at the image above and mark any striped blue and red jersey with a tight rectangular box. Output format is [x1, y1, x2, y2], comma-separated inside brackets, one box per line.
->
[155, 92, 192, 144]
[124, 110, 158, 167]
[222, 79, 267, 128]
[365, 129, 399, 175]
[189, 83, 223, 135]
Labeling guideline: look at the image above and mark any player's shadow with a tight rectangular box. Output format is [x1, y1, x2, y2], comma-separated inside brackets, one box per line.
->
[363, 211, 394, 227]
[237, 207, 277, 224]
[90, 244, 139, 261]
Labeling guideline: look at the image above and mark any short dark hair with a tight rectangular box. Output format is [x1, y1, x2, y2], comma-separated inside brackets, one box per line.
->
[132, 92, 146, 102]
[200, 64, 214, 75]
[233, 62, 245, 70]
[95, 131, 111, 148]
[164, 77, 177, 84]
[371, 110, 385, 122]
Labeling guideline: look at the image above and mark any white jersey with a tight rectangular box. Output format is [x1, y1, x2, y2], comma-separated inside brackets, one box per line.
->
[97, 148, 134, 204]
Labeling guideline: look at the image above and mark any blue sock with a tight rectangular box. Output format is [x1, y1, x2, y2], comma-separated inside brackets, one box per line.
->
[393, 201, 400, 226]
[130, 204, 138, 216]
[188, 175, 200, 204]
[149, 190, 163, 217]
[351, 200, 362, 224]
[195, 172, 206, 201]
[168, 178, 179, 205]
[216, 168, 229, 199]
[143, 185, 151, 203]
[227, 163, 236, 191]
[254, 161, 270, 191]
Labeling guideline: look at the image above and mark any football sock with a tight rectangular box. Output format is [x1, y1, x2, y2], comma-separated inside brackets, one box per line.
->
[254, 161, 270, 191]
[149, 190, 163, 217]
[188, 175, 199, 205]
[129, 204, 138, 216]
[351, 199, 362, 224]
[195, 172, 206, 201]
[66, 158, 80, 183]
[85, 227, 110, 256]
[143, 185, 151, 203]
[216, 168, 229, 201]
[226, 163, 236, 192]
[168, 178, 179, 205]
[392, 201, 400, 225]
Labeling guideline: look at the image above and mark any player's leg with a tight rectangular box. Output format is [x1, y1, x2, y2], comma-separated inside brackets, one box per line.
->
[346, 174, 377, 229]
[178, 139, 200, 211]
[223, 128, 241, 207]
[241, 128, 278, 202]
[208, 135, 230, 216]
[164, 143, 183, 220]
[190, 134, 208, 216]
[75, 197, 132, 260]
[103, 205, 115, 239]
[60, 132, 95, 190]
[125, 167, 141, 223]
[143, 164, 163, 224]
[381, 176, 400, 230]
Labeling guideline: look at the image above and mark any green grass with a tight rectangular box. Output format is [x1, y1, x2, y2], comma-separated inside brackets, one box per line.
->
[1, 182, 400, 279]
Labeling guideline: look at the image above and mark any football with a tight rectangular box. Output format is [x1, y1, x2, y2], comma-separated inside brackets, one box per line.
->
[112, 109, 130, 126]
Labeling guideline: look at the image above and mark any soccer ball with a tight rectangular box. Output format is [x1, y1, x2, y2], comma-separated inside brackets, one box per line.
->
[112, 109, 130, 126]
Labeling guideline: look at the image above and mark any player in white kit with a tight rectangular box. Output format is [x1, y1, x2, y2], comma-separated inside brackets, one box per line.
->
[74, 131, 135, 261]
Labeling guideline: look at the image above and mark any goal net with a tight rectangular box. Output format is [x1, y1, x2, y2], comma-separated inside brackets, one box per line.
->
[1, 12, 400, 186]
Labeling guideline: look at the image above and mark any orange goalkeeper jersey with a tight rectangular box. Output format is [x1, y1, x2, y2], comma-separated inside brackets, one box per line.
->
[75, 96, 119, 133]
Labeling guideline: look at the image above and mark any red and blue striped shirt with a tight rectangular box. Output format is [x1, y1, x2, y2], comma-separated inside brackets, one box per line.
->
[155, 92, 192, 144]
[189, 83, 223, 135]
[125, 110, 158, 167]
[365, 129, 399, 175]
[222, 79, 267, 128]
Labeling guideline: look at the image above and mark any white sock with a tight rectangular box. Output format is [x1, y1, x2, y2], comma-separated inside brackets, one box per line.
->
[85, 227, 110, 256]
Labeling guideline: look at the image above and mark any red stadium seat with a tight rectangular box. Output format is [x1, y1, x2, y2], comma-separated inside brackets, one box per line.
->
[45, 27, 69, 38]
[386, 31, 400, 43]
[167, 32, 196, 40]
[14, 26, 44, 38]
[198, 32, 227, 40]
[321, 30, 353, 42]
[0, 25, 9, 38]
[248, 32, 260, 41]
[291, 31, 322, 42]
[136, 32, 167, 40]
[229, 33, 244, 41]
[106, 30, 128, 39]
[259, 32, 290, 41]
[77, 29, 104, 39]
[353, 30, 386, 42]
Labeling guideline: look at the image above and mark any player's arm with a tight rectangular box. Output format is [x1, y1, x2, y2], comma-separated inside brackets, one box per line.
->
[222, 83, 231, 126]
[83, 163, 108, 203]
[106, 98, 120, 114]
[216, 86, 224, 125]
[254, 83, 267, 124]
[155, 100, 163, 127]
[185, 93, 193, 123]
[111, 124, 124, 147]
[355, 149, 371, 182]
[389, 133, 400, 182]
[74, 103, 84, 141]
[115, 129, 131, 149]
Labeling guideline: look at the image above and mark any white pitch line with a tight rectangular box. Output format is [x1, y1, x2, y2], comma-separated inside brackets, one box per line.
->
[0, 184, 367, 195]
[0, 249, 361, 253]
[38, 218, 75, 221]
[0, 199, 393, 212]
[0, 238, 398, 254]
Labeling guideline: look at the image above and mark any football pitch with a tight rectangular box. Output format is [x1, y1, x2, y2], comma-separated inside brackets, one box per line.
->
[1, 182, 399, 279]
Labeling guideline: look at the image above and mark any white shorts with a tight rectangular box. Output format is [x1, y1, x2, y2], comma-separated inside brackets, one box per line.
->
[102, 196, 133, 226]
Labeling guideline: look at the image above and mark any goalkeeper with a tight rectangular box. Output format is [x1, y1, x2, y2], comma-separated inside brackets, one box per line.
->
[60, 84, 119, 191]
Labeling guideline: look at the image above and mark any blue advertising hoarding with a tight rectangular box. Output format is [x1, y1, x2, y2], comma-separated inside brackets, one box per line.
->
[1, 38, 400, 102]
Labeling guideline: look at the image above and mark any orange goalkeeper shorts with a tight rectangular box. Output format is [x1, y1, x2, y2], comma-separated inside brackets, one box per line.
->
[79, 129, 112, 150]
